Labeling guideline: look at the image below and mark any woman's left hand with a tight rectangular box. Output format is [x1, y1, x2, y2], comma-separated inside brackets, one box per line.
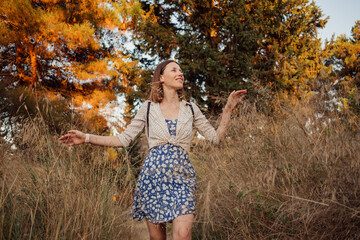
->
[225, 90, 247, 110]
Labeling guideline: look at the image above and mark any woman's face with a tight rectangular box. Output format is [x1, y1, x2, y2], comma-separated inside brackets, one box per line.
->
[160, 62, 184, 91]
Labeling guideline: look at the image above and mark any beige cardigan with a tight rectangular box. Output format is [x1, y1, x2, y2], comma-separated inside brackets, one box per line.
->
[117, 100, 219, 153]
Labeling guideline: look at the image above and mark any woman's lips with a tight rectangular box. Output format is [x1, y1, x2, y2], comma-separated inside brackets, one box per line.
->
[176, 78, 184, 83]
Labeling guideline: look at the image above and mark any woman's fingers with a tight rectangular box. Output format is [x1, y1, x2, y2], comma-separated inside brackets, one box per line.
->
[59, 135, 69, 141]
[60, 137, 72, 144]
[230, 90, 246, 100]
[59, 130, 84, 147]
[226, 89, 247, 109]
[60, 137, 77, 146]
[59, 133, 75, 143]
[59, 130, 83, 140]
[229, 90, 246, 98]
[59, 133, 73, 140]
[234, 89, 247, 95]
[233, 90, 247, 100]
[59, 130, 76, 139]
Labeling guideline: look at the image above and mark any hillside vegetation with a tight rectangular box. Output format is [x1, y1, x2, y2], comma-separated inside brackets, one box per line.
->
[1, 93, 359, 239]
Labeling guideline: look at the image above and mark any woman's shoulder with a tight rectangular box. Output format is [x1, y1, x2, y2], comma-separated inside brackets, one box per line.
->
[139, 100, 155, 108]
[143, 99, 158, 106]
[181, 100, 195, 108]
[138, 100, 161, 117]
[134, 100, 154, 118]
[182, 100, 201, 113]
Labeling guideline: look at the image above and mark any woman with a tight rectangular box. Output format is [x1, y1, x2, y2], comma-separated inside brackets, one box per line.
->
[59, 60, 246, 240]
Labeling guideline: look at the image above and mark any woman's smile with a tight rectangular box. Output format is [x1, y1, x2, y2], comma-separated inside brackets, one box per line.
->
[161, 62, 185, 90]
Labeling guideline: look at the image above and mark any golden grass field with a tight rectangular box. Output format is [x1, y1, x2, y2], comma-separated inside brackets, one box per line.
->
[1, 97, 359, 239]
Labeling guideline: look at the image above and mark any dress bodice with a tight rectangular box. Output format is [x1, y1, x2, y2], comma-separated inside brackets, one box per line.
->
[165, 119, 177, 136]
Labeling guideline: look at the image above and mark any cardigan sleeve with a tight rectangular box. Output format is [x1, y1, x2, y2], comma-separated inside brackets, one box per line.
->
[191, 103, 219, 145]
[116, 101, 148, 148]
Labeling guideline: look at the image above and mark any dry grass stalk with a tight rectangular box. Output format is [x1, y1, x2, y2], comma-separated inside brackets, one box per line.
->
[1, 95, 359, 239]
[191, 99, 360, 239]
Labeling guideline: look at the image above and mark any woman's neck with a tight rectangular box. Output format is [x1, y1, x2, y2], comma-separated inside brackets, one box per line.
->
[162, 87, 180, 104]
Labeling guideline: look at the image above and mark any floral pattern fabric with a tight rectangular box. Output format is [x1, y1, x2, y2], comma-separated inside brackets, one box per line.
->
[130, 119, 197, 223]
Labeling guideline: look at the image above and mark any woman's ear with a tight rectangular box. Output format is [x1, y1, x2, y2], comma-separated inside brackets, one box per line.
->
[159, 75, 164, 83]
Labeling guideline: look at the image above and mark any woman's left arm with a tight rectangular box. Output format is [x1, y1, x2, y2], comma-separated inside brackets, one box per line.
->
[216, 90, 247, 142]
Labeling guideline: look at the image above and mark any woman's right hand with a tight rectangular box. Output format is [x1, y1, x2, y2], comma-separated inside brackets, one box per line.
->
[59, 130, 86, 146]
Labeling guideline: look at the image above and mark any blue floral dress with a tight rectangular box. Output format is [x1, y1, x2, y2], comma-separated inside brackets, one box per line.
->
[130, 119, 197, 223]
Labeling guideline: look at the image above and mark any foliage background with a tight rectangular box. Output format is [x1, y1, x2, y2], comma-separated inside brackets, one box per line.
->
[1, 0, 359, 239]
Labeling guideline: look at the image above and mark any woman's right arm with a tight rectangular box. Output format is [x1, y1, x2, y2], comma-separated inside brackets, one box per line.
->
[59, 130, 123, 147]
[59, 101, 149, 148]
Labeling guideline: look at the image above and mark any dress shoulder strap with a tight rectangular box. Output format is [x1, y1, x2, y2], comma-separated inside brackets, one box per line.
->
[186, 102, 195, 128]
[186, 102, 195, 119]
[147, 101, 151, 137]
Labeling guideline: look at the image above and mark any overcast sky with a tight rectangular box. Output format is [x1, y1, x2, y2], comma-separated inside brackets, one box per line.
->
[314, 0, 360, 41]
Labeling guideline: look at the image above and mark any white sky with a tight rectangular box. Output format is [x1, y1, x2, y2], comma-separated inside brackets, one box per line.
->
[314, 0, 360, 41]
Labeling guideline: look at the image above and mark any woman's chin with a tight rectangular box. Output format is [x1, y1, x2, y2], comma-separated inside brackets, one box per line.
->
[174, 84, 184, 90]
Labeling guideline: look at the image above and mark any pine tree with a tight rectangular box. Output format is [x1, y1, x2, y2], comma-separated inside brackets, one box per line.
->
[250, 0, 327, 102]
[132, 0, 327, 113]
[0, 0, 145, 131]
[133, 0, 259, 114]
[325, 21, 360, 114]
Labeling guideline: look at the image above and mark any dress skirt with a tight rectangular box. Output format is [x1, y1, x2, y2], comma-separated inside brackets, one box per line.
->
[130, 119, 197, 223]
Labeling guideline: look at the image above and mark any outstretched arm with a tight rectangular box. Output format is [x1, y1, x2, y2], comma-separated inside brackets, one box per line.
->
[216, 90, 247, 142]
[59, 101, 149, 148]
[59, 130, 123, 147]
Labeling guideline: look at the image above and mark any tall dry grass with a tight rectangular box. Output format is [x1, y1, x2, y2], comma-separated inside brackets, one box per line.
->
[1, 94, 359, 239]
[0, 116, 142, 239]
[192, 98, 360, 239]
